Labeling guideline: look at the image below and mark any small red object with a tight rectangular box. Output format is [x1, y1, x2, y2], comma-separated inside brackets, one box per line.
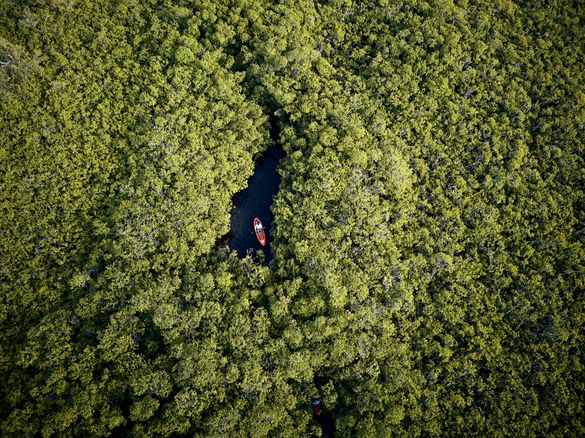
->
[312, 400, 321, 416]
[254, 217, 266, 246]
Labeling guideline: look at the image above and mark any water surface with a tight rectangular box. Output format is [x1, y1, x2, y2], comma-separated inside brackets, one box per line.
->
[228, 141, 283, 261]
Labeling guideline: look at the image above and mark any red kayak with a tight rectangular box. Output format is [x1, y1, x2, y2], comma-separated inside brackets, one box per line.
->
[312, 400, 322, 417]
[253, 217, 266, 246]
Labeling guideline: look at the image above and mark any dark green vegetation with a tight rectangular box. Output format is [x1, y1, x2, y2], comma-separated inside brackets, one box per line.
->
[1, 0, 583, 436]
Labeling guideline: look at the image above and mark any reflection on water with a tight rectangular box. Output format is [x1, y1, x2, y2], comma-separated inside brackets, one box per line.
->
[229, 142, 284, 261]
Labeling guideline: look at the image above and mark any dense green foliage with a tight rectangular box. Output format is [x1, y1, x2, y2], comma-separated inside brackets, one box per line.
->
[1, 0, 583, 436]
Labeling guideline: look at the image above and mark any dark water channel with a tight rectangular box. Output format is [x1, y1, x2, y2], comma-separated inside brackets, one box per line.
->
[228, 117, 284, 261]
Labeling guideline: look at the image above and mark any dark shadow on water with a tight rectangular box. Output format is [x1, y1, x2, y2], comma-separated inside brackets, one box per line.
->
[228, 116, 283, 261]
[316, 412, 335, 437]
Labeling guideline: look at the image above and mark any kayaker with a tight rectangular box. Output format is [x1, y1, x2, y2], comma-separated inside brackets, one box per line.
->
[253, 217, 266, 246]
[312, 400, 321, 417]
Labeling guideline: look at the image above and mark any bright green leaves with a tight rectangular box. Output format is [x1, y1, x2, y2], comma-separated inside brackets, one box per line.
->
[130, 396, 160, 422]
[174, 45, 195, 64]
[0, 36, 39, 91]
[98, 311, 143, 363]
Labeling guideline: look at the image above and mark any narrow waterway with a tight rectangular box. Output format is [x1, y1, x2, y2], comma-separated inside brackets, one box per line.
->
[228, 116, 283, 261]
